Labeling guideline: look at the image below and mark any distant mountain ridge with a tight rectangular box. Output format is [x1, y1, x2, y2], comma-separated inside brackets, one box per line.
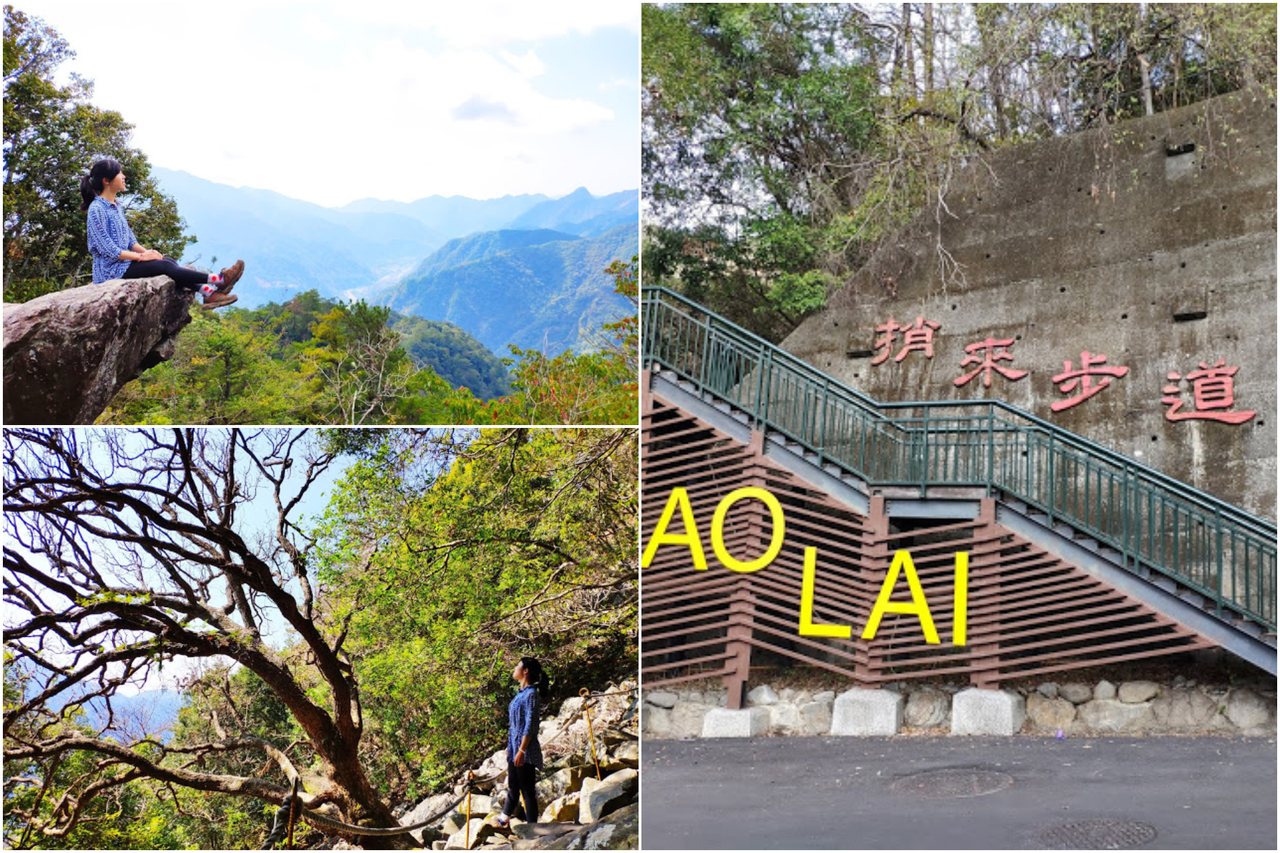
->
[375, 223, 637, 357]
[408, 229, 581, 280]
[148, 170, 637, 356]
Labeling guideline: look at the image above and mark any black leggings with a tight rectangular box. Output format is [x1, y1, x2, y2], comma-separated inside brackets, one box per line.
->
[503, 761, 539, 821]
[123, 258, 209, 291]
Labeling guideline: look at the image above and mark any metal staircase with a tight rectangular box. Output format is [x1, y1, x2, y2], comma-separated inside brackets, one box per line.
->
[642, 287, 1276, 674]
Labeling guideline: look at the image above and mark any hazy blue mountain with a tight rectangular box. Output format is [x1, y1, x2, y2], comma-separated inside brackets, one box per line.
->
[375, 223, 638, 356]
[341, 193, 550, 237]
[505, 187, 638, 236]
[408, 229, 580, 280]
[45, 688, 184, 743]
[153, 168, 426, 306]
[147, 171, 637, 350]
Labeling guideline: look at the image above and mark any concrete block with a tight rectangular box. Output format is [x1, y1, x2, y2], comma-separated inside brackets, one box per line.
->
[951, 688, 1026, 736]
[830, 687, 904, 736]
[701, 707, 770, 738]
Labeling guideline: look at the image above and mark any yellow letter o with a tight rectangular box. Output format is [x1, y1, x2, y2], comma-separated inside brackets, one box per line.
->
[710, 487, 785, 573]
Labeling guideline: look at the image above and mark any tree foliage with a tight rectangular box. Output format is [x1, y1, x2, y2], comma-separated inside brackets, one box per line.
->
[313, 428, 637, 795]
[2, 428, 637, 847]
[643, 3, 1277, 339]
[3, 5, 193, 302]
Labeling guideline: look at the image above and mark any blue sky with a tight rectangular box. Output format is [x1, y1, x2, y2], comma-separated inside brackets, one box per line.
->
[21, 1, 638, 205]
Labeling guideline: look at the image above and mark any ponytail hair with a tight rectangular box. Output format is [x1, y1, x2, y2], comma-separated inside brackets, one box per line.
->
[520, 656, 550, 701]
[80, 158, 123, 211]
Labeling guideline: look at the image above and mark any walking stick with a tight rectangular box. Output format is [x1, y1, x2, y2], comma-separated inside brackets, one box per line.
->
[580, 688, 602, 780]
[465, 770, 474, 848]
[286, 776, 299, 850]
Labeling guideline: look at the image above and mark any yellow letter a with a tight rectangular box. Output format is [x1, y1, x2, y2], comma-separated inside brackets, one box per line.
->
[861, 549, 939, 644]
[641, 488, 707, 570]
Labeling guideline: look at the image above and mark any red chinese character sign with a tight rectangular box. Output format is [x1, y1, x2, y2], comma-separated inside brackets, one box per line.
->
[1051, 351, 1129, 412]
[871, 316, 941, 365]
[1162, 358, 1256, 424]
[953, 337, 1028, 388]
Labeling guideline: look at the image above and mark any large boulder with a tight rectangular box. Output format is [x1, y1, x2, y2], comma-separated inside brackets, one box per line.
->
[1076, 699, 1152, 733]
[1225, 689, 1275, 730]
[1026, 693, 1076, 731]
[904, 687, 950, 728]
[539, 803, 638, 850]
[4, 276, 195, 424]
[1149, 688, 1220, 730]
[578, 769, 638, 824]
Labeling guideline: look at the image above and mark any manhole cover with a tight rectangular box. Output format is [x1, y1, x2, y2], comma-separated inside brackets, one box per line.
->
[890, 767, 1014, 799]
[1037, 819, 1157, 849]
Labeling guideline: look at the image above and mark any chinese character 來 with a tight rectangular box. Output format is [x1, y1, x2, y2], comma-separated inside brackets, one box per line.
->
[953, 337, 1028, 388]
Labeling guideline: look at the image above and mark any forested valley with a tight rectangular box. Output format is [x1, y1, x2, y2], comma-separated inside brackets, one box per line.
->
[3, 428, 638, 849]
[3, 7, 638, 426]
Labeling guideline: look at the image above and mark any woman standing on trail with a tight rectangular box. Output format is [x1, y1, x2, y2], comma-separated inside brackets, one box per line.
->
[81, 158, 243, 309]
[495, 657, 549, 828]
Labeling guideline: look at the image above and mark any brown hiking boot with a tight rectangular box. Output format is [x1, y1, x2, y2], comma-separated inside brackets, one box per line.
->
[216, 259, 244, 294]
[202, 292, 238, 310]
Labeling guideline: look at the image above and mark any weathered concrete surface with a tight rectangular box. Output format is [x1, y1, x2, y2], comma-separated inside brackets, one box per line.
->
[701, 707, 769, 738]
[830, 687, 904, 736]
[951, 688, 1026, 736]
[3, 276, 194, 424]
[782, 90, 1277, 519]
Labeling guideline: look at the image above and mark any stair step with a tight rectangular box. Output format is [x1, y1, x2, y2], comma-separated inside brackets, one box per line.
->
[1177, 590, 1206, 608]
[1230, 619, 1263, 639]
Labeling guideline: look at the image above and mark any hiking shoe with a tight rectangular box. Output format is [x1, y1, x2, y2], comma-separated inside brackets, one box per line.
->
[202, 292, 238, 310]
[217, 259, 244, 294]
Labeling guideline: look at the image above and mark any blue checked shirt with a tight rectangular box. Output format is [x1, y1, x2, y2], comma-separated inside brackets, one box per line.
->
[507, 686, 543, 768]
[86, 196, 138, 283]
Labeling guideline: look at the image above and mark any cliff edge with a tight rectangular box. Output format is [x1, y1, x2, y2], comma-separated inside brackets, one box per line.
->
[3, 276, 195, 424]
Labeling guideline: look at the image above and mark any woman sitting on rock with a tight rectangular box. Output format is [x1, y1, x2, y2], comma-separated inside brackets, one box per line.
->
[495, 656, 550, 828]
[81, 158, 242, 309]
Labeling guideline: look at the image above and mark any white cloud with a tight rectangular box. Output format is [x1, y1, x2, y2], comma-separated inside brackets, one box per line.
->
[20, 0, 637, 204]
[501, 49, 547, 79]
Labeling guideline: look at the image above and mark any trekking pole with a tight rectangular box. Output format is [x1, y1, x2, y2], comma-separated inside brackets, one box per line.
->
[580, 688, 602, 780]
[465, 770, 474, 848]
[286, 776, 299, 850]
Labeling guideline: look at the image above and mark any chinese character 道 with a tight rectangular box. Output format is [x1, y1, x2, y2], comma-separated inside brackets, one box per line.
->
[1162, 358, 1255, 424]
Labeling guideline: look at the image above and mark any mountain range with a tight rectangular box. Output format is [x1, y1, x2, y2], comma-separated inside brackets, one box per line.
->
[376, 224, 638, 356]
[151, 169, 637, 354]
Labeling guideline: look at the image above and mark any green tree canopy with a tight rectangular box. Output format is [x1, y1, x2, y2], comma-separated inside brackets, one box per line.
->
[3, 5, 193, 302]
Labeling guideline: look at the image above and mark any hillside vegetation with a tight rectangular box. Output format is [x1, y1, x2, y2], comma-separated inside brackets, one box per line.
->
[377, 224, 639, 356]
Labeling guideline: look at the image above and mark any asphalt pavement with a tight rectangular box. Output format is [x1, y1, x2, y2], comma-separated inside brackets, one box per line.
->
[640, 735, 1277, 849]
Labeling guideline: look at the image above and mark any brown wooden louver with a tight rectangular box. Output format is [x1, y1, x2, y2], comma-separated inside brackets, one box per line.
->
[642, 395, 1211, 708]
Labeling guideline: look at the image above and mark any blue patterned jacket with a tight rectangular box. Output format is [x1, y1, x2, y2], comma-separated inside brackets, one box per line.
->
[507, 686, 543, 768]
[86, 196, 137, 283]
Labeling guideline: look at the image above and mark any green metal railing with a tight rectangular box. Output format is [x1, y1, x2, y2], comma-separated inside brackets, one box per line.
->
[643, 287, 1277, 632]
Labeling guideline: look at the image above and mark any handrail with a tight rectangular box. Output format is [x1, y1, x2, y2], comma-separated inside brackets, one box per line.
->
[642, 286, 1277, 631]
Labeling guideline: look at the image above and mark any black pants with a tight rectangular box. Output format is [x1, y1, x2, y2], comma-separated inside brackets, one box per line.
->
[123, 258, 208, 291]
[503, 761, 539, 822]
